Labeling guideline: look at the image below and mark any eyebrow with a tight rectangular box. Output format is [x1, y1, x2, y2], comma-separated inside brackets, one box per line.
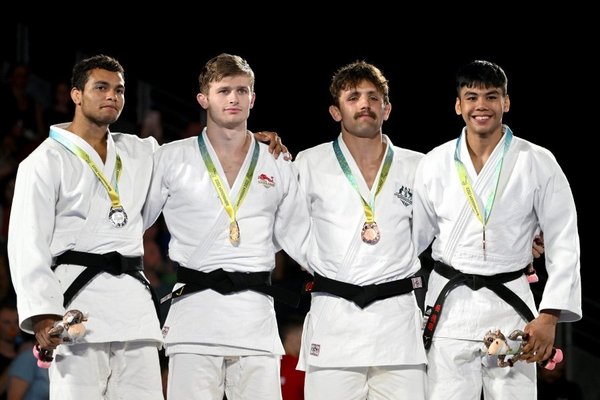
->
[463, 88, 502, 96]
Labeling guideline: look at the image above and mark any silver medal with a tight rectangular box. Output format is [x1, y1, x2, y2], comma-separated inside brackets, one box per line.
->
[109, 206, 128, 228]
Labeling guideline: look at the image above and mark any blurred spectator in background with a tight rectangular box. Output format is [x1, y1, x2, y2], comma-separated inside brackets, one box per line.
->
[0, 64, 45, 145]
[6, 333, 49, 400]
[0, 302, 19, 400]
[0, 64, 45, 161]
[139, 110, 164, 144]
[0, 138, 18, 184]
[43, 81, 73, 128]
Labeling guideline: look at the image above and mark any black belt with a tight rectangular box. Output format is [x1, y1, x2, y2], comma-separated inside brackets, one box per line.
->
[53, 250, 160, 318]
[422, 261, 534, 349]
[305, 273, 424, 309]
[162, 265, 301, 308]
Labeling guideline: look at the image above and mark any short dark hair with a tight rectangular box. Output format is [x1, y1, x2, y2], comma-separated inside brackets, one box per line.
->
[71, 54, 124, 91]
[456, 60, 508, 96]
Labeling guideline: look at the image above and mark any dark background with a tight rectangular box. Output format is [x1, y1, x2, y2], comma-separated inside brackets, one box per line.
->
[2, 15, 597, 396]
[1, 19, 591, 309]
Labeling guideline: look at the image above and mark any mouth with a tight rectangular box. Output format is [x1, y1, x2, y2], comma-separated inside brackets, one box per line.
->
[225, 107, 242, 114]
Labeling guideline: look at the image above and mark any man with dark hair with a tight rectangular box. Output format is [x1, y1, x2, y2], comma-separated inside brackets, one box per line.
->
[413, 60, 582, 399]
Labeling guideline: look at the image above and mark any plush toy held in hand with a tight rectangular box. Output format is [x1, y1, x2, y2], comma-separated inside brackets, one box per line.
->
[483, 329, 563, 370]
[33, 309, 88, 368]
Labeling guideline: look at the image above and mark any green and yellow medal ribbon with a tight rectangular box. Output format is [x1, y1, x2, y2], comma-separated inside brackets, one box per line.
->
[49, 128, 123, 212]
[198, 133, 259, 246]
[333, 138, 393, 225]
[454, 126, 513, 257]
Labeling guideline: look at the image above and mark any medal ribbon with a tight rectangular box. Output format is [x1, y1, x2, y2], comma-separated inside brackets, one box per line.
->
[333, 138, 393, 223]
[50, 128, 122, 209]
[454, 126, 513, 248]
[197, 133, 259, 228]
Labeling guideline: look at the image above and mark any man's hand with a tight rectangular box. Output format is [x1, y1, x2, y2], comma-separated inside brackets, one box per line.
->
[521, 310, 559, 364]
[32, 314, 63, 351]
[254, 131, 292, 160]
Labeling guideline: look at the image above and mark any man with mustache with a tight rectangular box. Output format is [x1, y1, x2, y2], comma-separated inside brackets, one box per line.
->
[294, 61, 427, 400]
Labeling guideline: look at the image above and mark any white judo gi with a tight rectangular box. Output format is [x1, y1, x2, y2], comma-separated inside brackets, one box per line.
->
[143, 130, 310, 399]
[295, 134, 427, 400]
[412, 126, 582, 399]
[8, 123, 164, 400]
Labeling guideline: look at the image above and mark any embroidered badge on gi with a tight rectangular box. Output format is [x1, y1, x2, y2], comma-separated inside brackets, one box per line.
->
[411, 276, 423, 289]
[394, 185, 413, 206]
[161, 326, 169, 338]
[310, 343, 320, 357]
[257, 173, 275, 188]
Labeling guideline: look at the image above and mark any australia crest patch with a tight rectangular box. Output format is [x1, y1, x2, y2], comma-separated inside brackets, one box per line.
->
[394, 185, 413, 206]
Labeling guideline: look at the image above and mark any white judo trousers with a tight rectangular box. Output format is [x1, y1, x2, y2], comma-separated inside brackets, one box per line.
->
[168, 353, 281, 400]
[49, 342, 163, 400]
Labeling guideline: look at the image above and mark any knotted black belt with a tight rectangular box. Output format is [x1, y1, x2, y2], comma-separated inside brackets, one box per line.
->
[422, 261, 534, 349]
[161, 265, 301, 308]
[305, 272, 424, 309]
[53, 250, 160, 317]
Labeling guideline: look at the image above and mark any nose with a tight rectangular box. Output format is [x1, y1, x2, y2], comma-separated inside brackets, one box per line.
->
[475, 96, 488, 109]
[357, 95, 371, 109]
[106, 89, 120, 102]
[228, 93, 239, 104]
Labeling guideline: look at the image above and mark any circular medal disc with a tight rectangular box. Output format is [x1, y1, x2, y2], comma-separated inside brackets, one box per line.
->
[361, 222, 380, 245]
[109, 207, 128, 228]
[229, 221, 240, 246]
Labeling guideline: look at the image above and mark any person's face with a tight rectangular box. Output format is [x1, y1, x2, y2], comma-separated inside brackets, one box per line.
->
[329, 80, 391, 139]
[455, 86, 509, 137]
[0, 308, 19, 343]
[72, 68, 125, 126]
[197, 75, 255, 130]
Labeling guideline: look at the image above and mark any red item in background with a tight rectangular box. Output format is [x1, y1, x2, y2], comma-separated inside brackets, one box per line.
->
[281, 355, 305, 400]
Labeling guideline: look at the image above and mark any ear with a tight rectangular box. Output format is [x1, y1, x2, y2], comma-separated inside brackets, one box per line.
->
[382, 102, 392, 121]
[329, 105, 342, 122]
[71, 87, 81, 106]
[503, 94, 510, 112]
[197, 92, 208, 110]
[455, 97, 462, 115]
[249, 92, 256, 109]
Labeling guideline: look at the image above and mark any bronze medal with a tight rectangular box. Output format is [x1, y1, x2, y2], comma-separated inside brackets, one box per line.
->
[108, 206, 128, 228]
[361, 221, 380, 245]
[229, 221, 240, 246]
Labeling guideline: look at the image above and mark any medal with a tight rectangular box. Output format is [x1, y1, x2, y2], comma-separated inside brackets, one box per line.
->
[108, 206, 128, 228]
[361, 221, 380, 245]
[229, 220, 240, 246]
